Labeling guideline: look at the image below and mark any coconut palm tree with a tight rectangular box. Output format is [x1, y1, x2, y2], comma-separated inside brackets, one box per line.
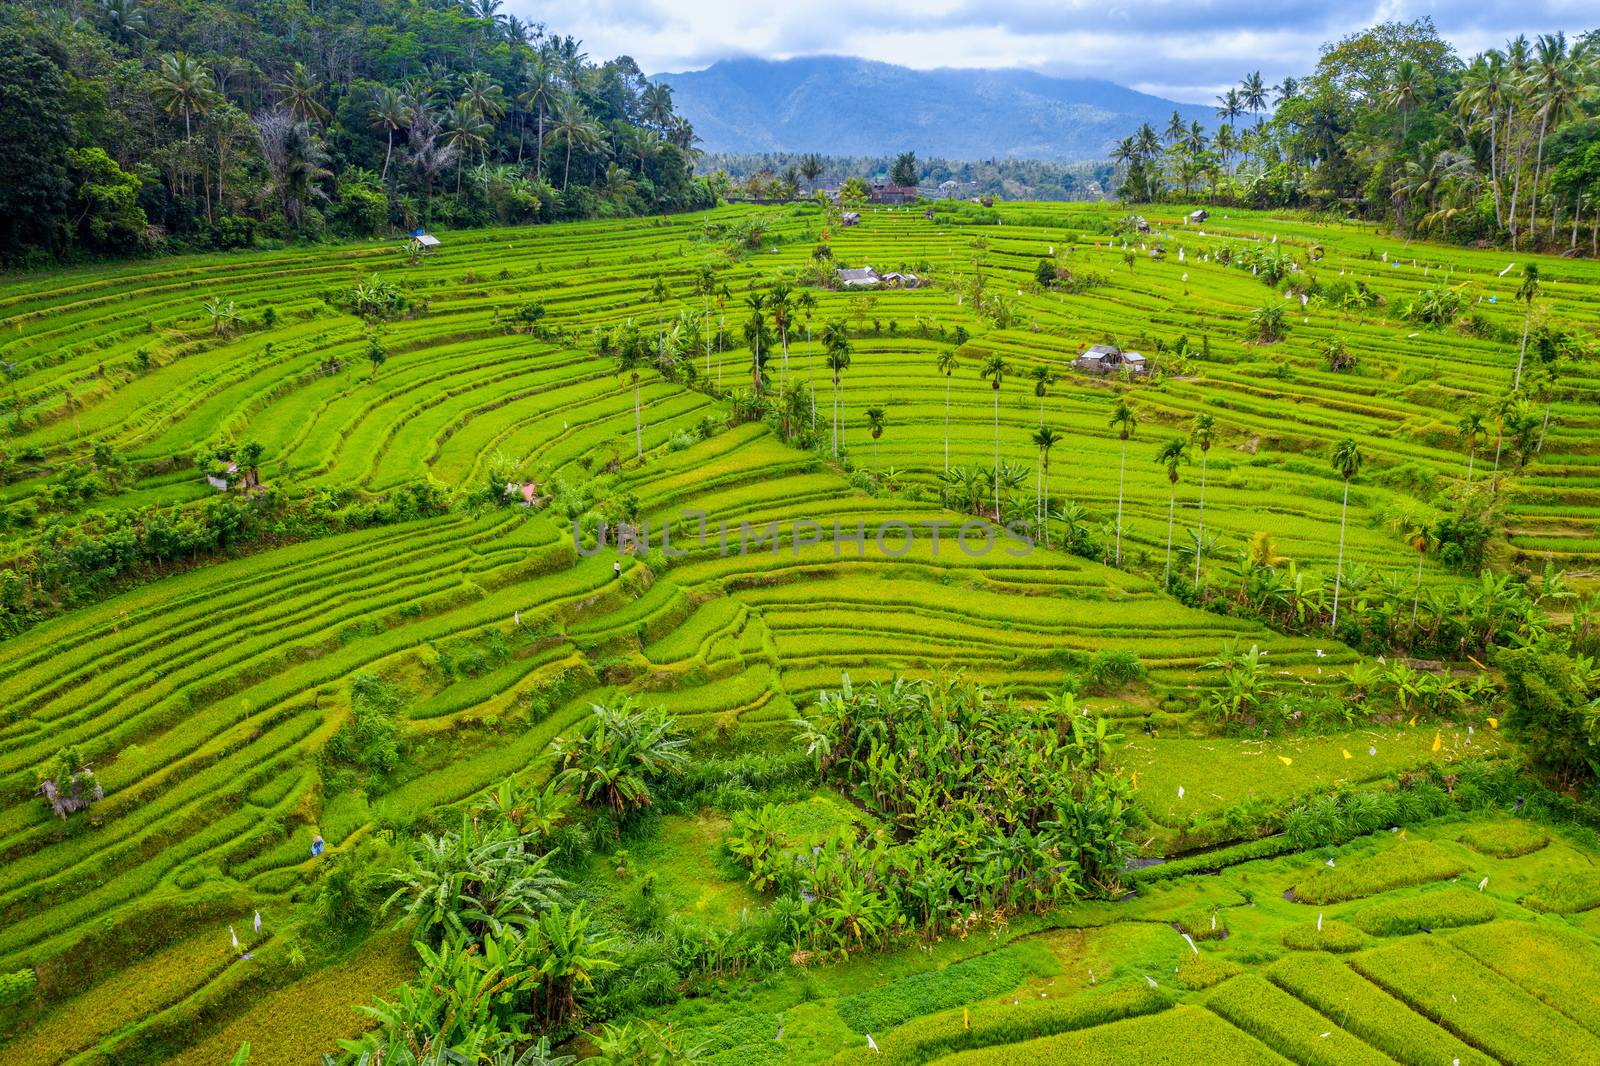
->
[865, 407, 886, 469]
[518, 55, 558, 171]
[796, 290, 818, 428]
[1156, 437, 1189, 586]
[1215, 88, 1242, 130]
[936, 349, 959, 473]
[743, 290, 767, 394]
[1031, 426, 1062, 545]
[1028, 365, 1054, 425]
[822, 320, 851, 457]
[1456, 408, 1486, 483]
[770, 281, 792, 392]
[273, 62, 330, 127]
[1382, 60, 1422, 143]
[1329, 437, 1364, 632]
[1514, 264, 1539, 389]
[1108, 399, 1138, 565]
[444, 101, 491, 193]
[155, 52, 214, 142]
[979, 354, 1011, 519]
[1525, 33, 1581, 242]
[1241, 70, 1267, 115]
[369, 86, 408, 183]
[799, 153, 825, 193]
[546, 97, 598, 191]
[1392, 512, 1437, 625]
[1189, 413, 1216, 589]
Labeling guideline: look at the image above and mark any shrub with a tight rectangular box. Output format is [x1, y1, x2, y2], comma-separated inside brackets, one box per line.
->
[0, 968, 37, 1007]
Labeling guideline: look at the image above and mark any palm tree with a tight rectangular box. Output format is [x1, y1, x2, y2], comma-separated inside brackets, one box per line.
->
[979, 354, 1011, 520]
[1156, 438, 1189, 586]
[1031, 426, 1062, 545]
[641, 81, 674, 130]
[155, 52, 214, 142]
[1028, 365, 1054, 425]
[444, 101, 491, 193]
[1189, 413, 1216, 589]
[796, 290, 818, 428]
[1526, 33, 1580, 242]
[1108, 399, 1138, 565]
[1382, 60, 1422, 143]
[273, 62, 330, 127]
[1329, 437, 1364, 632]
[369, 86, 408, 183]
[799, 152, 825, 193]
[743, 290, 767, 394]
[460, 70, 507, 123]
[518, 56, 558, 171]
[1456, 52, 1508, 226]
[936, 349, 959, 473]
[1514, 264, 1539, 389]
[1392, 512, 1437, 625]
[1456, 408, 1486, 484]
[822, 321, 851, 457]
[547, 97, 598, 191]
[770, 281, 792, 392]
[1215, 87, 1242, 130]
[865, 407, 886, 469]
[1241, 70, 1267, 115]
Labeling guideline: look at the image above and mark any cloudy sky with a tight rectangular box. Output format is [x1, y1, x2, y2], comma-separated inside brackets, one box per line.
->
[511, 0, 1594, 103]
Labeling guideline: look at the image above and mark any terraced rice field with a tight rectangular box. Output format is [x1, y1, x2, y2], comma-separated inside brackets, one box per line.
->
[1, 202, 1598, 1062]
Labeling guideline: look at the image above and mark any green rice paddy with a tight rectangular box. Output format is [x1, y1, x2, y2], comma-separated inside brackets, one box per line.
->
[2, 202, 1598, 1062]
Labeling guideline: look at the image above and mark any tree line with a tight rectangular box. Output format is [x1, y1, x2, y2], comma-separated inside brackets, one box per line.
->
[1112, 19, 1600, 252]
[0, 0, 712, 267]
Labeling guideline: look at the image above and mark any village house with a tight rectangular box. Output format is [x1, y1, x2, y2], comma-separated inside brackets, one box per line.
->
[868, 180, 919, 205]
[1074, 343, 1148, 376]
[840, 211, 861, 227]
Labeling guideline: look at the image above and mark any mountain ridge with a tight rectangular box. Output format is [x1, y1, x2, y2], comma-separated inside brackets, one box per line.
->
[652, 55, 1213, 162]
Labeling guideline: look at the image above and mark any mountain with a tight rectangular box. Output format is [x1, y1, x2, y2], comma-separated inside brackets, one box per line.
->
[652, 56, 1212, 162]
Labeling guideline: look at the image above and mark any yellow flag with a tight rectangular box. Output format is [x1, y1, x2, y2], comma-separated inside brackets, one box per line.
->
[1487, 717, 1498, 730]
[1432, 732, 1442, 753]
[1399, 829, 1407, 840]
[1277, 755, 1293, 766]
[964, 1006, 970, 1030]
[1342, 749, 1353, 760]
[1129, 771, 1139, 790]
[1408, 714, 1418, 727]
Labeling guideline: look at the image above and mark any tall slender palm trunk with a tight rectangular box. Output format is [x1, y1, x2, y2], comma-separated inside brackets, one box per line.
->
[1194, 451, 1208, 589]
[943, 374, 951, 473]
[1164, 484, 1176, 586]
[1331, 479, 1350, 631]
[1114, 440, 1127, 566]
[1412, 550, 1425, 625]
[992, 388, 1001, 520]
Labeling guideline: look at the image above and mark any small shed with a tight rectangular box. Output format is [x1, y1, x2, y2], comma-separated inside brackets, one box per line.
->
[206, 461, 239, 492]
[1187, 209, 1209, 224]
[879, 271, 920, 289]
[1074, 344, 1148, 376]
[836, 266, 881, 289]
[840, 211, 861, 227]
[410, 231, 441, 256]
